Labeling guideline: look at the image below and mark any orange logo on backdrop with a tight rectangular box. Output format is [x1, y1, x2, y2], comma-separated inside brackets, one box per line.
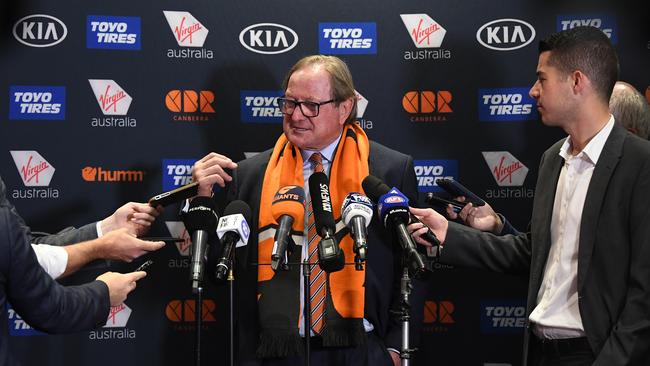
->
[165, 90, 215, 113]
[165, 300, 216, 322]
[82, 166, 145, 182]
[402, 91, 452, 114]
[645, 86, 650, 104]
[423, 300, 455, 324]
[81, 167, 97, 181]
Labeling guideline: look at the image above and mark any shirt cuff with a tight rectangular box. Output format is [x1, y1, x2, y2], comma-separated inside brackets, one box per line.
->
[95, 221, 103, 237]
[31, 244, 68, 279]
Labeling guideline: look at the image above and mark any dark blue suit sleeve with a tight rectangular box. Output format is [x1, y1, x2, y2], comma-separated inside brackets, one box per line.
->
[441, 221, 532, 275]
[497, 213, 522, 236]
[1, 174, 98, 246]
[0, 206, 110, 334]
[30, 223, 99, 246]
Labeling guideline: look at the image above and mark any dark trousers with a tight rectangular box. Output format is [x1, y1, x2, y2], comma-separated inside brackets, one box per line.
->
[241, 331, 394, 366]
[529, 335, 595, 366]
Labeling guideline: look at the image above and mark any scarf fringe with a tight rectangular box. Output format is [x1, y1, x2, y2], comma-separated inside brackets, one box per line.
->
[256, 330, 302, 358]
[321, 319, 366, 347]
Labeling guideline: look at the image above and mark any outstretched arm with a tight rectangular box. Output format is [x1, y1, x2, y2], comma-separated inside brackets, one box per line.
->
[60, 229, 165, 277]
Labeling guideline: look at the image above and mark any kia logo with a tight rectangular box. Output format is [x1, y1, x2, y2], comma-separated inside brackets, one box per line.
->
[476, 18, 535, 51]
[13, 14, 68, 47]
[239, 23, 298, 54]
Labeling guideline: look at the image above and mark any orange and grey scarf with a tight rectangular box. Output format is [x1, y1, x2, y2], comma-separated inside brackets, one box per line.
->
[256, 123, 370, 358]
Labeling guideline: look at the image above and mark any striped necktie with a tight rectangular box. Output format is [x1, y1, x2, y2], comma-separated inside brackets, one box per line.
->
[307, 152, 326, 334]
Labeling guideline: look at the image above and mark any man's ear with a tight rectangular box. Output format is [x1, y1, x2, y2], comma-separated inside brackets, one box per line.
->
[571, 70, 588, 95]
[338, 97, 354, 125]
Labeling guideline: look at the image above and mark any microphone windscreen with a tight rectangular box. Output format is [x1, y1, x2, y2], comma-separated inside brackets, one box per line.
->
[184, 197, 218, 233]
[341, 192, 374, 226]
[362, 175, 391, 202]
[271, 185, 305, 231]
[308, 172, 336, 233]
[223, 200, 252, 224]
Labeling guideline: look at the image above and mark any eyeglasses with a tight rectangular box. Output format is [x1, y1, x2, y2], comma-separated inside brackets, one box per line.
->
[277, 97, 336, 117]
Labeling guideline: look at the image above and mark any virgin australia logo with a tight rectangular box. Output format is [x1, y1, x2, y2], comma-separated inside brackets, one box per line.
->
[10, 151, 55, 187]
[482, 151, 528, 186]
[400, 14, 446, 48]
[163, 11, 209, 47]
[88, 79, 132, 115]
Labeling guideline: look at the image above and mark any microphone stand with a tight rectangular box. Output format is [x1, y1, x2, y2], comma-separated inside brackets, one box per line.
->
[303, 259, 311, 366]
[228, 267, 235, 366]
[392, 247, 422, 366]
[190, 232, 208, 366]
[194, 283, 203, 366]
[397, 267, 416, 366]
[353, 253, 365, 270]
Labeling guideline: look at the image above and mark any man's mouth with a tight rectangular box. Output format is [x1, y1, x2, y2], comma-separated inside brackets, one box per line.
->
[291, 126, 309, 132]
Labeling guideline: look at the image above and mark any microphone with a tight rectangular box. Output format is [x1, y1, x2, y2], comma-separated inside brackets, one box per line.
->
[270, 185, 305, 272]
[214, 200, 252, 282]
[308, 172, 344, 273]
[362, 175, 426, 278]
[341, 192, 373, 269]
[182, 197, 219, 293]
[409, 212, 442, 258]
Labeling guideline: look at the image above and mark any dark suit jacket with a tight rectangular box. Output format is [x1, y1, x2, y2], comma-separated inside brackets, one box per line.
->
[0, 175, 98, 246]
[441, 124, 650, 365]
[0, 204, 110, 365]
[223, 140, 422, 363]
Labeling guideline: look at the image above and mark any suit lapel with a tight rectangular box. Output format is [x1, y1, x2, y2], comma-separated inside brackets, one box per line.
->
[529, 145, 563, 301]
[577, 125, 625, 291]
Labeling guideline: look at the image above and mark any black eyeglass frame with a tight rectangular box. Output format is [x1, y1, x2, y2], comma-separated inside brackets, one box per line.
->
[277, 97, 337, 117]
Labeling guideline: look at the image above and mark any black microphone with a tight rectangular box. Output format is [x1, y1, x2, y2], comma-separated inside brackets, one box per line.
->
[214, 200, 251, 282]
[270, 186, 305, 272]
[182, 197, 219, 293]
[409, 212, 442, 258]
[308, 172, 344, 272]
[362, 175, 426, 278]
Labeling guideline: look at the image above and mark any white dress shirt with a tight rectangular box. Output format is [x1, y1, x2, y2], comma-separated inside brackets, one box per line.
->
[31, 244, 68, 279]
[31, 221, 102, 279]
[529, 116, 615, 339]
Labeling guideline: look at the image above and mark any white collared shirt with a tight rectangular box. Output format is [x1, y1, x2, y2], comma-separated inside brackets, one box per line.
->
[529, 116, 615, 339]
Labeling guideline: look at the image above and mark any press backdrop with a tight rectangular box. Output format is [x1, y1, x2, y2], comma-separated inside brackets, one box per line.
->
[1, 0, 648, 365]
